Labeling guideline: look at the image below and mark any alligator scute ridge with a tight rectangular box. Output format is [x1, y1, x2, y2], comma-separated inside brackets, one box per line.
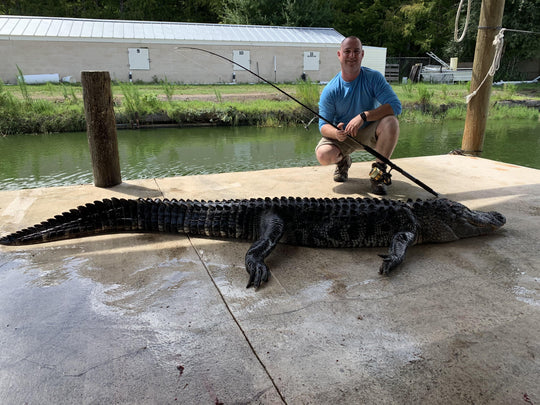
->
[0, 196, 506, 289]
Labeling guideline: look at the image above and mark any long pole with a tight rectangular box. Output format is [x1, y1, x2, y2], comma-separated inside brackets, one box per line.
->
[176, 47, 439, 197]
[462, 0, 506, 155]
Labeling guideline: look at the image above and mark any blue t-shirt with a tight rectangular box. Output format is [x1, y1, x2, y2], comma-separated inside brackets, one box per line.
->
[318, 67, 402, 131]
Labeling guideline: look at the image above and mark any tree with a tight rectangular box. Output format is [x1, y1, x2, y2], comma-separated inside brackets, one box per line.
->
[444, 0, 482, 62]
[220, 0, 275, 25]
[398, 0, 455, 55]
[281, 0, 334, 27]
[498, 0, 540, 79]
[220, 0, 332, 26]
[330, 0, 457, 57]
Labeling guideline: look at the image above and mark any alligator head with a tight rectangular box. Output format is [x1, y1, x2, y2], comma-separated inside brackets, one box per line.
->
[411, 198, 506, 243]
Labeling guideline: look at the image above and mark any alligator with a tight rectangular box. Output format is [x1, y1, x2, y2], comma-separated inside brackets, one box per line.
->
[0, 196, 505, 288]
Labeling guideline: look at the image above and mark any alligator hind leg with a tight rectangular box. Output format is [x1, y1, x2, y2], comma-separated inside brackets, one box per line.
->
[245, 211, 285, 289]
[379, 231, 417, 275]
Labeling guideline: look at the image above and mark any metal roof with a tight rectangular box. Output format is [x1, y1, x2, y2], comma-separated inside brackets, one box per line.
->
[0, 16, 344, 46]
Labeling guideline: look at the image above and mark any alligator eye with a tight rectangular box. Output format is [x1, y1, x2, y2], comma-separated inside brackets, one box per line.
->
[448, 201, 465, 215]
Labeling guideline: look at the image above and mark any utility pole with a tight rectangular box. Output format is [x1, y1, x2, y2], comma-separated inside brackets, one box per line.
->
[461, 0, 506, 155]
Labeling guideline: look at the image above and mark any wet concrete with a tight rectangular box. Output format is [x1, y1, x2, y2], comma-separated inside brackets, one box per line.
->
[0, 155, 539, 404]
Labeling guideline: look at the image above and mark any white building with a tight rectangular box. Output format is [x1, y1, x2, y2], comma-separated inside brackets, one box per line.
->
[0, 16, 387, 85]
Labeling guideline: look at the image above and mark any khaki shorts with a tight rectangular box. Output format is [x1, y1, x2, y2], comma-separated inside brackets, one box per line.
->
[315, 121, 379, 156]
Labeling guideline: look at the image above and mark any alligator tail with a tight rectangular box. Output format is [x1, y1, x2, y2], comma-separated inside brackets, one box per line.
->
[0, 197, 269, 246]
[1, 198, 140, 245]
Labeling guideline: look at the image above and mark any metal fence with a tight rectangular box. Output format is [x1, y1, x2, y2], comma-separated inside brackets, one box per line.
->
[386, 57, 431, 81]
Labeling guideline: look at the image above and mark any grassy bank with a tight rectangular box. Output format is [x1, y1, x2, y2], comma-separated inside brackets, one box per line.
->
[0, 79, 538, 135]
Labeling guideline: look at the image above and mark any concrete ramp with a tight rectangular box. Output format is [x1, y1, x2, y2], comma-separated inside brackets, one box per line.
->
[1, 155, 539, 404]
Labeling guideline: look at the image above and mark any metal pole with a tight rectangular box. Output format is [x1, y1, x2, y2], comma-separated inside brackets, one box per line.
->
[461, 0, 506, 155]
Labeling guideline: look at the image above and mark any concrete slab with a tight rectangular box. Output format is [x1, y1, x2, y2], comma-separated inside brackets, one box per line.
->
[1, 155, 539, 404]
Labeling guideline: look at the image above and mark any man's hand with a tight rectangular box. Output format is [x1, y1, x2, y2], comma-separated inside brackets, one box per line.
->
[335, 122, 349, 142]
[344, 113, 365, 137]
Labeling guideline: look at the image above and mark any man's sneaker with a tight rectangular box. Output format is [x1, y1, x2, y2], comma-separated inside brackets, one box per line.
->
[369, 162, 392, 195]
[333, 155, 352, 182]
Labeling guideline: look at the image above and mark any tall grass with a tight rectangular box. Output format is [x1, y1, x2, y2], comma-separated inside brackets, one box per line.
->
[61, 84, 79, 104]
[16, 65, 31, 104]
[0, 80, 19, 112]
[489, 105, 538, 120]
[214, 88, 223, 103]
[118, 82, 144, 117]
[160, 77, 175, 102]
[295, 78, 320, 110]
[401, 81, 415, 98]
[416, 83, 435, 105]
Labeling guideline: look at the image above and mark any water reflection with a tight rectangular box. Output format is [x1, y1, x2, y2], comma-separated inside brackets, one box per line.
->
[0, 120, 538, 190]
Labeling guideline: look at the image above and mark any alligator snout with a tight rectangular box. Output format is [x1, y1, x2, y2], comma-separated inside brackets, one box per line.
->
[490, 211, 506, 228]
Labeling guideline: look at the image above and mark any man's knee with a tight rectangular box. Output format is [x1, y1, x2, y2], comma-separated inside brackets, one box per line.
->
[316, 144, 341, 165]
[376, 115, 400, 139]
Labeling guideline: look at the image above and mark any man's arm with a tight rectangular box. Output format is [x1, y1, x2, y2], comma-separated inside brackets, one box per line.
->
[344, 103, 395, 136]
[321, 102, 395, 140]
[320, 122, 348, 141]
[318, 76, 343, 139]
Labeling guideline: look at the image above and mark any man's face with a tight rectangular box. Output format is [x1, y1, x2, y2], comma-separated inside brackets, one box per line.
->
[338, 38, 364, 69]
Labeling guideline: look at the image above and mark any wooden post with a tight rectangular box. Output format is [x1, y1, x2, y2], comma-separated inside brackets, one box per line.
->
[81, 71, 121, 187]
[461, 0, 506, 155]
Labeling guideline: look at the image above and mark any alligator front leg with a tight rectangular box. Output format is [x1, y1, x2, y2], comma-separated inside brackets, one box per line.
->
[379, 231, 417, 275]
[245, 211, 285, 289]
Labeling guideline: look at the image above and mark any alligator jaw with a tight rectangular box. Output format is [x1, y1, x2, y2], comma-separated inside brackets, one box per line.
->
[465, 210, 506, 234]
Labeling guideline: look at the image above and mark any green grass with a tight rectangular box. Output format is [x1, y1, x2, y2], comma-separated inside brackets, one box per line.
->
[0, 80, 538, 135]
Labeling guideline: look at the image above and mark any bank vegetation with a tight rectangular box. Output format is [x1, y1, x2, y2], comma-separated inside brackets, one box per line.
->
[0, 79, 538, 135]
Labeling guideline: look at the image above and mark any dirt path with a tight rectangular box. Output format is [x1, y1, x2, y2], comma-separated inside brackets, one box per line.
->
[169, 92, 289, 102]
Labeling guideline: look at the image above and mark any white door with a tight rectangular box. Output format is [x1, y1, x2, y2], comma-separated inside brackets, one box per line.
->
[233, 50, 250, 70]
[128, 48, 150, 70]
[303, 51, 320, 71]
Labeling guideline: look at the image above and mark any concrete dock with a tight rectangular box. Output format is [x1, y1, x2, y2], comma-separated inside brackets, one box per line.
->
[0, 155, 539, 404]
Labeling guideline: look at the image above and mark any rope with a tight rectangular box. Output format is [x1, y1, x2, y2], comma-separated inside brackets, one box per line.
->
[465, 28, 506, 103]
[464, 26, 540, 103]
[454, 0, 472, 42]
[502, 28, 540, 35]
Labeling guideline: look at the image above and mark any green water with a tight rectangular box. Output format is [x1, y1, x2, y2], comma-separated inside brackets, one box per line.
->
[0, 120, 538, 190]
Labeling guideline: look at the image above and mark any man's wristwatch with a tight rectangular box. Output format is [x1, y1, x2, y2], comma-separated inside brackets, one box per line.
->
[360, 112, 368, 122]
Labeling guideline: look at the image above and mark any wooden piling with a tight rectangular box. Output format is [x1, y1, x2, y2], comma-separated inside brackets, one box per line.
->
[461, 0, 506, 155]
[81, 71, 121, 187]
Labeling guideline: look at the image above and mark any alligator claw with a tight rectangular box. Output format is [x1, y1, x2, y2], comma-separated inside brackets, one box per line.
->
[246, 260, 269, 289]
[379, 254, 397, 275]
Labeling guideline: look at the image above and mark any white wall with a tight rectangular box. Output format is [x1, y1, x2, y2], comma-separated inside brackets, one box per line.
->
[0, 40, 342, 84]
[362, 46, 387, 76]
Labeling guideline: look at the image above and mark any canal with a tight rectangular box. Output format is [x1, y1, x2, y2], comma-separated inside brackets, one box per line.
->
[0, 120, 538, 190]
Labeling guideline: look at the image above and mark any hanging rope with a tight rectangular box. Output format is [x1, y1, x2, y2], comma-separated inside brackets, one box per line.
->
[465, 28, 506, 103]
[453, 0, 540, 103]
[454, 0, 472, 42]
